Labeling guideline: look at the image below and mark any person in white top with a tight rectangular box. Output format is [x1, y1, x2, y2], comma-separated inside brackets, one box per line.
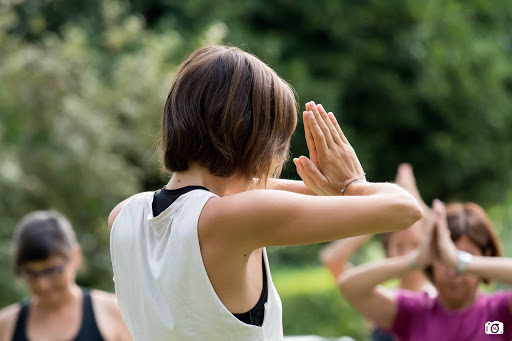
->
[108, 45, 422, 341]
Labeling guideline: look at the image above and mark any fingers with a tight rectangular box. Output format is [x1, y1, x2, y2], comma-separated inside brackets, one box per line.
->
[305, 111, 328, 154]
[303, 111, 318, 164]
[432, 200, 451, 244]
[293, 157, 327, 196]
[327, 112, 349, 144]
[306, 102, 335, 147]
[316, 104, 344, 146]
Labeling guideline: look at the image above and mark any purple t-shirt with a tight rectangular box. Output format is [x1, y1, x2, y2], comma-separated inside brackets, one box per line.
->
[391, 290, 512, 341]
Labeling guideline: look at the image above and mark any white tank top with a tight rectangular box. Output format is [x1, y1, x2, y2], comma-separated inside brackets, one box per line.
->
[110, 189, 283, 340]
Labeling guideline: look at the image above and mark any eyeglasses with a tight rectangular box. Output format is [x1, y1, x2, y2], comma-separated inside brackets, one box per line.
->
[20, 262, 68, 281]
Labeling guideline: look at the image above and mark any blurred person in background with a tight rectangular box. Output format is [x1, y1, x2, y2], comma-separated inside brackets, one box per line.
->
[337, 200, 512, 341]
[0, 210, 132, 341]
[108, 45, 422, 341]
[320, 163, 436, 341]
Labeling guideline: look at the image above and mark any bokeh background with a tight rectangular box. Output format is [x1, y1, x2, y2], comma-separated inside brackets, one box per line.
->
[1, 0, 512, 339]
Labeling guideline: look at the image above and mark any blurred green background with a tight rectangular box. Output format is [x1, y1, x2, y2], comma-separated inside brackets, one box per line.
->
[1, 0, 512, 339]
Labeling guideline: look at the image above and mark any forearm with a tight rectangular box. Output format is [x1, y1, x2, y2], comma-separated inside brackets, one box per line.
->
[346, 181, 414, 198]
[320, 235, 372, 279]
[339, 252, 415, 297]
[268, 178, 315, 195]
[466, 256, 512, 286]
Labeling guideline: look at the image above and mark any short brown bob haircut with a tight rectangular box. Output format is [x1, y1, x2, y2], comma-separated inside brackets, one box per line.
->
[426, 202, 502, 285]
[162, 45, 298, 187]
[14, 210, 77, 275]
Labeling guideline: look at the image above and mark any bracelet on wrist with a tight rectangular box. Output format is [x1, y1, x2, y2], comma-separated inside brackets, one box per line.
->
[340, 173, 366, 195]
[456, 250, 473, 274]
[409, 252, 421, 270]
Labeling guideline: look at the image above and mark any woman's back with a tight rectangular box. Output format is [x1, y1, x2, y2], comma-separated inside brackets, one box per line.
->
[110, 189, 283, 340]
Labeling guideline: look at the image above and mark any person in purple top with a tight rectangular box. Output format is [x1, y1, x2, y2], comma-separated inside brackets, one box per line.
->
[336, 199, 512, 341]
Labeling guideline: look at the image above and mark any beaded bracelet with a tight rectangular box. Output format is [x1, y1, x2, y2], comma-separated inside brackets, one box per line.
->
[340, 173, 366, 195]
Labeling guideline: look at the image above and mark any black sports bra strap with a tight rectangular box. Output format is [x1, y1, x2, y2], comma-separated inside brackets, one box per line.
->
[74, 288, 104, 341]
[12, 301, 29, 341]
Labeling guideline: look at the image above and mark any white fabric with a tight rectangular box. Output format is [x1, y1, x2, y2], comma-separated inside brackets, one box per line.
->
[110, 189, 283, 340]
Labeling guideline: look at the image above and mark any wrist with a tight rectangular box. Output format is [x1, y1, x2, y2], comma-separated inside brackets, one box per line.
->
[341, 179, 369, 196]
[407, 251, 421, 271]
[339, 173, 366, 195]
[455, 250, 473, 274]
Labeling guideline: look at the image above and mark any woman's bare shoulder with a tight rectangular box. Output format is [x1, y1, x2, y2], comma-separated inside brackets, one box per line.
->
[90, 289, 118, 310]
[0, 302, 22, 340]
[90, 290, 132, 341]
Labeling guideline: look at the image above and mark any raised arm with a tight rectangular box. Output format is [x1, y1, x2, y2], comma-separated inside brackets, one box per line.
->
[337, 254, 412, 328]
[466, 258, 512, 286]
[267, 178, 315, 195]
[395, 163, 432, 219]
[206, 102, 422, 250]
[320, 234, 373, 280]
[337, 206, 436, 328]
[204, 176, 421, 254]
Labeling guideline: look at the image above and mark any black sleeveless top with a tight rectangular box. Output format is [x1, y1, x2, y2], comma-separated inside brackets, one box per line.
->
[12, 288, 104, 341]
[152, 186, 268, 327]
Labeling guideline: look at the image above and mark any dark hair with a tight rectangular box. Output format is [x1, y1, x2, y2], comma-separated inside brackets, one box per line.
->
[161, 45, 298, 187]
[426, 202, 502, 285]
[14, 210, 77, 275]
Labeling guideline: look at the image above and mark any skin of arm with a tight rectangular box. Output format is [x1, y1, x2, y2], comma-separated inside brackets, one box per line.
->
[268, 178, 315, 195]
[319, 234, 372, 280]
[465, 257, 512, 287]
[338, 252, 417, 329]
[337, 203, 439, 329]
[201, 184, 421, 252]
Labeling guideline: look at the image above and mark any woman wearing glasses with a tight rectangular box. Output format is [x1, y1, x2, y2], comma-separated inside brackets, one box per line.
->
[0, 210, 132, 341]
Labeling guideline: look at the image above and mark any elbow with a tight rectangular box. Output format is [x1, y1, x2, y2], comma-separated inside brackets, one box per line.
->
[319, 249, 331, 267]
[396, 194, 423, 230]
[337, 272, 352, 297]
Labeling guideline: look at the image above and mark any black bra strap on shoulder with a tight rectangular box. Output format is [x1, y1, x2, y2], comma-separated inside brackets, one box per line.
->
[12, 301, 30, 341]
[74, 288, 104, 341]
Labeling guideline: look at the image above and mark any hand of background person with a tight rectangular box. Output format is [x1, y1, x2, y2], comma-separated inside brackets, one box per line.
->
[411, 202, 438, 269]
[293, 101, 365, 196]
[395, 163, 433, 219]
[433, 200, 459, 269]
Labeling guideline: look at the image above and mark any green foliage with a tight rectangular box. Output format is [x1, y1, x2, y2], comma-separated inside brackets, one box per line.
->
[212, 0, 512, 205]
[0, 1, 219, 306]
[273, 267, 368, 339]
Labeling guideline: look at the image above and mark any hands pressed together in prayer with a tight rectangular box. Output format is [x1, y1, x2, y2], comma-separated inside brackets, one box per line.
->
[292, 101, 365, 196]
[412, 199, 459, 270]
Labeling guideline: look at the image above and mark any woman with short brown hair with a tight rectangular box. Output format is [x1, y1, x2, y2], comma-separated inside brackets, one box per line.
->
[109, 45, 422, 340]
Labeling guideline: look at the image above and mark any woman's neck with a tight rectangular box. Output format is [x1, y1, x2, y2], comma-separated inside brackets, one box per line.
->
[166, 164, 249, 197]
[400, 270, 434, 293]
[33, 283, 81, 312]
